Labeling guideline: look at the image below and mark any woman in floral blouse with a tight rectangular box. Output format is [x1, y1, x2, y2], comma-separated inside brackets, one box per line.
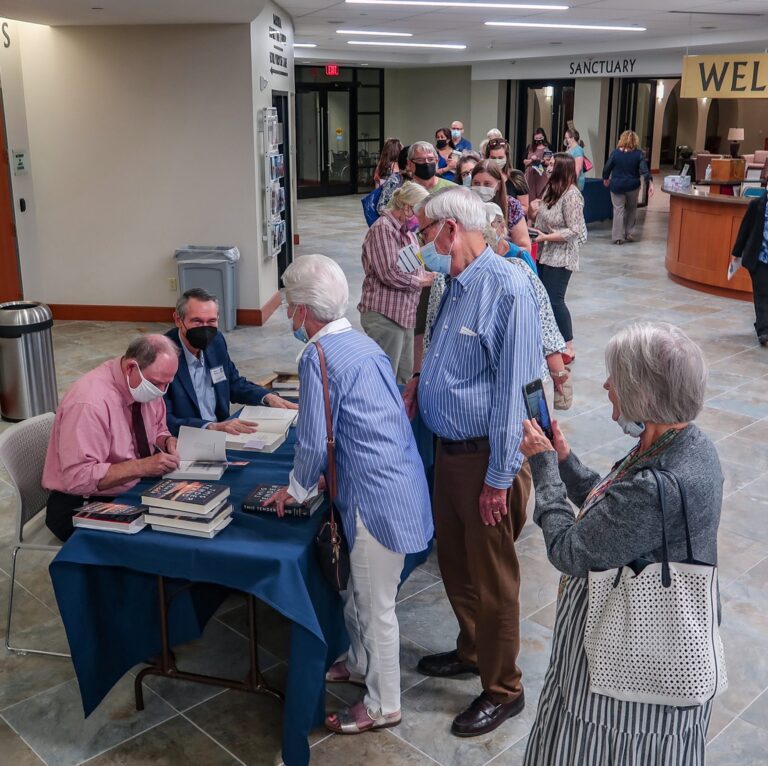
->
[530, 153, 587, 362]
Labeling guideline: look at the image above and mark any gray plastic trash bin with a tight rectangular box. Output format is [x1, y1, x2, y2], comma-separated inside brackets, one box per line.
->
[175, 246, 240, 331]
[0, 301, 58, 422]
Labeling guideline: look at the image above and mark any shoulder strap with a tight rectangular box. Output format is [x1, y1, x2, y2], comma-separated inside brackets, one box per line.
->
[314, 341, 337, 503]
[648, 467, 671, 587]
[654, 467, 694, 562]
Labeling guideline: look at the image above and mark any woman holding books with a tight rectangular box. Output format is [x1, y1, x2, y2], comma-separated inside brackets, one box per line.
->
[269, 253, 434, 735]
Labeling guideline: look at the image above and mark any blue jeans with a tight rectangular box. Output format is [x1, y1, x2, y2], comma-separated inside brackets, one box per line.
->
[537, 264, 573, 343]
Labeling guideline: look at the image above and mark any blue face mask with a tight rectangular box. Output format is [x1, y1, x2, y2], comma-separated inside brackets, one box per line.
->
[419, 222, 452, 275]
[289, 307, 310, 343]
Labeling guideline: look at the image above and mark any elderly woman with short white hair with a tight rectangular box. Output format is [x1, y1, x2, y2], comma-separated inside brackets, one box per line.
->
[358, 181, 435, 384]
[520, 322, 723, 766]
[269, 254, 433, 734]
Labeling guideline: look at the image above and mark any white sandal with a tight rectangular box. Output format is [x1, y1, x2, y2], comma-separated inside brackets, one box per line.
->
[324, 660, 366, 688]
[325, 700, 401, 734]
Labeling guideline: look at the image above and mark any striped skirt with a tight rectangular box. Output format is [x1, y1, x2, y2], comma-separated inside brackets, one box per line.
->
[524, 574, 711, 766]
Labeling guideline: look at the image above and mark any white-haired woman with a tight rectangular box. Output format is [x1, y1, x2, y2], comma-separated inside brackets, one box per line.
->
[269, 254, 434, 734]
[483, 202, 570, 405]
[519, 322, 723, 766]
[358, 181, 435, 384]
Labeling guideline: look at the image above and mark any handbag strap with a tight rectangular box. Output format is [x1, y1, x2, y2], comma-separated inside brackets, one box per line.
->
[314, 341, 337, 504]
[653, 467, 694, 562]
[649, 467, 672, 588]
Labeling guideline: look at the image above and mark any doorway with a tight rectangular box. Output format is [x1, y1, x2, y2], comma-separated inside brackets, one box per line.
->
[272, 91, 293, 279]
[296, 85, 353, 197]
[617, 79, 657, 153]
[0, 88, 21, 302]
[516, 80, 575, 166]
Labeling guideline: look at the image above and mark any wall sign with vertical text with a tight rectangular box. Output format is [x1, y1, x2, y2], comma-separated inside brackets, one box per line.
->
[268, 14, 288, 78]
[681, 54, 768, 99]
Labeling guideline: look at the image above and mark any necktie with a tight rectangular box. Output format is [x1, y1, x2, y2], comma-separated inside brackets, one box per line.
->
[131, 402, 152, 459]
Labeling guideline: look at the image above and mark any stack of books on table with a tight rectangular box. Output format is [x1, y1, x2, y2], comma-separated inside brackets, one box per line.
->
[271, 371, 300, 399]
[225, 405, 298, 453]
[141, 479, 233, 538]
[242, 483, 324, 518]
[73, 502, 148, 534]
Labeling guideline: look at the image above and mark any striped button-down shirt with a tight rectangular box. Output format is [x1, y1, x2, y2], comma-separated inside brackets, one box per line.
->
[289, 320, 433, 554]
[418, 248, 544, 489]
[357, 211, 425, 329]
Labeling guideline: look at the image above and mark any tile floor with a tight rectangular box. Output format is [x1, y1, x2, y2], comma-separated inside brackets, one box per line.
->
[1, 188, 767, 765]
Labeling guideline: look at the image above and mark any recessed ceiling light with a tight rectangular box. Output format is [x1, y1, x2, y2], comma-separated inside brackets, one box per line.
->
[701, 25, 716, 29]
[293, 43, 318, 48]
[348, 40, 467, 49]
[337, 29, 413, 36]
[486, 20, 646, 31]
[346, 0, 568, 9]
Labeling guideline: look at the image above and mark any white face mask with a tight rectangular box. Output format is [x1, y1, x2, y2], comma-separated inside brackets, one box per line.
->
[127, 364, 166, 403]
[491, 157, 507, 169]
[471, 185, 496, 203]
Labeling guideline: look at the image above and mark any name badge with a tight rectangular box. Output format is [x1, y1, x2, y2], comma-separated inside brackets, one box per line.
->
[210, 366, 226, 384]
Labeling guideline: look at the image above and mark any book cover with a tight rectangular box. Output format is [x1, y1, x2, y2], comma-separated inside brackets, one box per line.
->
[150, 515, 232, 538]
[73, 502, 147, 534]
[241, 483, 324, 518]
[141, 480, 230, 514]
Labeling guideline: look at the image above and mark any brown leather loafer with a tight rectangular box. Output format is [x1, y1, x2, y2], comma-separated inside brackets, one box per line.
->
[450, 691, 525, 737]
[416, 650, 479, 678]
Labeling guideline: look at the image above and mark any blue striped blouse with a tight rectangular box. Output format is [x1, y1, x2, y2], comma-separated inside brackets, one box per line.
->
[291, 326, 433, 554]
[418, 248, 544, 489]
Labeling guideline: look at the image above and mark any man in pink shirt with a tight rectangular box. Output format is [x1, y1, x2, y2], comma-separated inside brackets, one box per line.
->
[43, 334, 181, 540]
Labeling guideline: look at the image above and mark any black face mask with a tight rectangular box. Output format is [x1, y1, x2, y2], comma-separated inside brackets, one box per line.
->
[534, 138, 543, 145]
[184, 325, 218, 351]
[413, 162, 437, 181]
[436, 139, 448, 150]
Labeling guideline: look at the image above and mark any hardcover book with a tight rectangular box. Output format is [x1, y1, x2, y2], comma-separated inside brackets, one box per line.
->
[73, 502, 147, 534]
[144, 502, 233, 533]
[241, 483, 324, 518]
[141, 480, 230, 515]
[150, 514, 232, 538]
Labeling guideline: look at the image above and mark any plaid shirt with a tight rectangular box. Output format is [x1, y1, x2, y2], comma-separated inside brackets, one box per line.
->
[357, 211, 424, 328]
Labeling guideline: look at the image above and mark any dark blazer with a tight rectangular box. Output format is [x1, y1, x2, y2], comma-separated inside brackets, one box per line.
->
[164, 327, 271, 435]
[732, 193, 768, 273]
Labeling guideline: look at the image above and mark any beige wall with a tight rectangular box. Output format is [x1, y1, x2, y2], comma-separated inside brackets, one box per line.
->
[0, 19, 39, 296]
[5, 7, 293, 314]
[384, 67, 471, 147]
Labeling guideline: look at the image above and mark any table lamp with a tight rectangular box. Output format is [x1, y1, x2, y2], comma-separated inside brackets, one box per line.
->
[728, 128, 744, 158]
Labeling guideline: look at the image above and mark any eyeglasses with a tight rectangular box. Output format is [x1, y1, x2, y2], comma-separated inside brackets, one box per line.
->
[487, 139, 508, 149]
[411, 156, 436, 164]
[416, 219, 440, 246]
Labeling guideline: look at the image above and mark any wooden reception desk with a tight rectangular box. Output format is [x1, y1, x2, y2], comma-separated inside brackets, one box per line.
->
[665, 190, 752, 300]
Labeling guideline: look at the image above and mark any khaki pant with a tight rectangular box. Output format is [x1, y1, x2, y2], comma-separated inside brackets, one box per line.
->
[610, 188, 640, 241]
[360, 311, 414, 385]
[434, 441, 532, 704]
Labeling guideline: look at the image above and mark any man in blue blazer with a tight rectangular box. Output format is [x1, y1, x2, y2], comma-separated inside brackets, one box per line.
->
[165, 288, 297, 435]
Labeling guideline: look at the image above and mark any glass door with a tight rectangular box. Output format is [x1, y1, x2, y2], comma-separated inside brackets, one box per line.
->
[296, 85, 354, 197]
[617, 78, 657, 206]
[516, 80, 575, 167]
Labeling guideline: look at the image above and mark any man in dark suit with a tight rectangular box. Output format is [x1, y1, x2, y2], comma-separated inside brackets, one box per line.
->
[731, 190, 768, 346]
[165, 288, 297, 435]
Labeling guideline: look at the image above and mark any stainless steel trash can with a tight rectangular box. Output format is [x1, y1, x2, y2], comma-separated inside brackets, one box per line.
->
[0, 302, 58, 421]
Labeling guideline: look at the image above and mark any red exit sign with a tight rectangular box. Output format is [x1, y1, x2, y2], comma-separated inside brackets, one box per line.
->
[325, 63, 339, 77]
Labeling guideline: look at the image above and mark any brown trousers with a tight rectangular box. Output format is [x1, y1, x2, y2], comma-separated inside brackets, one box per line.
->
[433, 441, 531, 704]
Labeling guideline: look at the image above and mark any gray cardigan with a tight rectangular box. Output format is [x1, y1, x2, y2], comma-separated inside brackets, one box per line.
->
[528, 424, 723, 579]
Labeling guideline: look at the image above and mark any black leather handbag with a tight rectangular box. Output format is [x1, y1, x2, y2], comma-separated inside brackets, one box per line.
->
[313, 341, 350, 591]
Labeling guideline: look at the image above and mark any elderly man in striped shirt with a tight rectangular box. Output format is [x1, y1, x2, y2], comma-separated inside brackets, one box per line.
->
[402, 186, 543, 737]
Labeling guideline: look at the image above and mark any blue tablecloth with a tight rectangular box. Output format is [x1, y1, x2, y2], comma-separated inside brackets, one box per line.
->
[583, 177, 613, 224]
[50, 424, 433, 766]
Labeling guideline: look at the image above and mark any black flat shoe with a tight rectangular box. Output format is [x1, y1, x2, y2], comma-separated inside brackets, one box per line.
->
[416, 650, 479, 678]
[451, 691, 525, 737]
[759, 334, 768, 347]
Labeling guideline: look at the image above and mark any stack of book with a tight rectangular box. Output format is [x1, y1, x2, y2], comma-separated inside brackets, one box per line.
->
[225, 406, 298, 453]
[242, 483, 324, 518]
[141, 479, 233, 538]
[271, 371, 300, 399]
[73, 502, 148, 534]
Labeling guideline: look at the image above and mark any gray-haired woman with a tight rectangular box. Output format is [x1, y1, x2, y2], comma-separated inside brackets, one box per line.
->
[520, 322, 723, 766]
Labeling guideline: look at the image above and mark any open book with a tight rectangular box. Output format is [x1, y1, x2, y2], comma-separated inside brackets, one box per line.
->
[225, 406, 298, 452]
[165, 426, 228, 480]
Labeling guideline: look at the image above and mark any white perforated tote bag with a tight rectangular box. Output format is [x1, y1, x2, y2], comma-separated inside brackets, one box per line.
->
[584, 468, 727, 707]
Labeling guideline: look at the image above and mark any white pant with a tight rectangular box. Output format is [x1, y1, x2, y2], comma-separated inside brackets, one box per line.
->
[341, 513, 405, 716]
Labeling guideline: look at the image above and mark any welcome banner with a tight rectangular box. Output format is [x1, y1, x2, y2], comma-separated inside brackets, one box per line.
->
[681, 54, 768, 99]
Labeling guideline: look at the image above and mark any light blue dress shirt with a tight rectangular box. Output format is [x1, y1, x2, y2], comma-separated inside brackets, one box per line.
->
[418, 248, 544, 489]
[181, 342, 217, 424]
[289, 319, 433, 555]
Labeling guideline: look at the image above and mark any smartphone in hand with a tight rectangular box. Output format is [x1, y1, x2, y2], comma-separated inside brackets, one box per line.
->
[522, 378, 553, 441]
